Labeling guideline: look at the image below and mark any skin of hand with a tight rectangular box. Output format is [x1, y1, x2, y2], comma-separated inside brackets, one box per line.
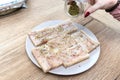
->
[110, 4, 120, 21]
[84, 0, 118, 17]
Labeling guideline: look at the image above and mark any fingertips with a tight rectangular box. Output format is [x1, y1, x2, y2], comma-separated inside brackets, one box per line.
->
[84, 3, 100, 16]
[112, 14, 120, 18]
[111, 15, 120, 21]
[116, 17, 120, 21]
[110, 9, 120, 15]
[84, 12, 90, 18]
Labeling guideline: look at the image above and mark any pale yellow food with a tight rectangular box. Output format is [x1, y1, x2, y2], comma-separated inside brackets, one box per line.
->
[32, 44, 62, 73]
[28, 21, 78, 46]
[60, 44, 89, 67]
[71, 30, 100, 53]
[32, 43, 89, 72]
[47, 34, 77, 51]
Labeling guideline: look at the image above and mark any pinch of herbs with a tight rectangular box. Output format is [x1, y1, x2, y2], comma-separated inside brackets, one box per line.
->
[68, 1, 79, 16]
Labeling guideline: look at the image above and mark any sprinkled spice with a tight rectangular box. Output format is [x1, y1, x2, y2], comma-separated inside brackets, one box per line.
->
[68, 1, 79, 16]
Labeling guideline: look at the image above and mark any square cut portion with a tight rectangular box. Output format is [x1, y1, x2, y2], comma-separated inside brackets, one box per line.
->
[71, 30, 100, 52]
[28, 21, 78, 46]
[61, 44, 89, 67]
[32, 44, 62, 73]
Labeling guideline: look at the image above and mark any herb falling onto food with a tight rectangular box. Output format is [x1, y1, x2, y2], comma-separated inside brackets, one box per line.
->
[68, 1, 79, 16]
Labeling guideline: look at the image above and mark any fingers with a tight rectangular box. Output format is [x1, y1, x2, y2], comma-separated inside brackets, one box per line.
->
[112, 14, 120, 18]
[88, 0, 95, 5]
[109, 5, 120, 21]
[110, 4, 120, 15]
[112, 14, 120, 21]
[115, 17, 120, 21]
[86, 4, 101, 13]
[110, 4, 120, 19]
[84, 3, 101, 17]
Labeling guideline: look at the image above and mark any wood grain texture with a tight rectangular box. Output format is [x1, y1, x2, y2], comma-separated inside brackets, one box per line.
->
[0, 0, 120, 80]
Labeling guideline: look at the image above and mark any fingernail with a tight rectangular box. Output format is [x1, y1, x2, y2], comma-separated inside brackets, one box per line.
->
[84, 12, 90, 18]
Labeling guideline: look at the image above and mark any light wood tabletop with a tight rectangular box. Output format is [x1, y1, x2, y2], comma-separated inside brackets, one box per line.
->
[0, 0, 120, 80]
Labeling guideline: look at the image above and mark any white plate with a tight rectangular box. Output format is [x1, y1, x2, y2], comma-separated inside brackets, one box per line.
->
[26, 20, 100, 75]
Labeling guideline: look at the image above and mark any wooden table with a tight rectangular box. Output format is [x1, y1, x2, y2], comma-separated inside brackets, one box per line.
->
[0, 0, 120, 80]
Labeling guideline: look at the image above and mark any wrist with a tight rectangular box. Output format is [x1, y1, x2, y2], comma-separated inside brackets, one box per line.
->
[105, 0, 120, 12]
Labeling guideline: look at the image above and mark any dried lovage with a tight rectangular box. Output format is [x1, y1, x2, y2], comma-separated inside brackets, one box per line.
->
[68, 1, 79, 16]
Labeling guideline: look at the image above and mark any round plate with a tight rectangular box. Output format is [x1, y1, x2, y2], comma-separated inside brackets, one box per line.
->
[26, 20, 100, 75]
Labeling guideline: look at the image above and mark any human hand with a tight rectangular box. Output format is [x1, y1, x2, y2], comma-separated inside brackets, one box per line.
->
[110, 4, 120, 21]
[84, 0, 118, 17]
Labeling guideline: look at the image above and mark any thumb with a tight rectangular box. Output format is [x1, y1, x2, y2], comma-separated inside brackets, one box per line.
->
[84, 3, 101, 17]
